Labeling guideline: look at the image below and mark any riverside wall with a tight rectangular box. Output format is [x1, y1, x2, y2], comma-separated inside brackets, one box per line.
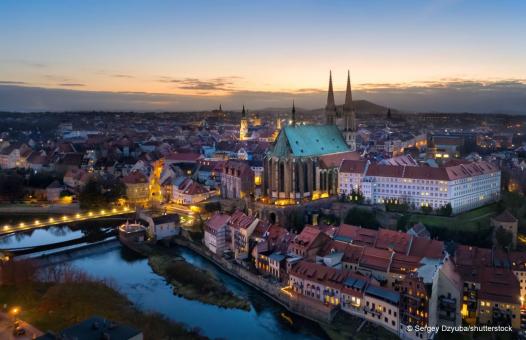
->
[172, 237, 338, 325]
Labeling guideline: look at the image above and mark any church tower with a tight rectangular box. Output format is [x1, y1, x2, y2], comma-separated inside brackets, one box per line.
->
[325, 71, 337, 125]
[342, 70, 357, 150]
[291, 100, 296, 126]
[239, 105, 249, 140]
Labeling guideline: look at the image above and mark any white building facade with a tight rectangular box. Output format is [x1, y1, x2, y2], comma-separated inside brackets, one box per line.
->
[339, 160, 500, 214]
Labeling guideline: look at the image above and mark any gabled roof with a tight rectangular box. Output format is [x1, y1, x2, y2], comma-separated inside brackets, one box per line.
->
[271, 125, 349, 157]
[319, 151, 360, 168]
[228, 210, 256, 230]
[478, 267, 520, 304]
[123, 171, 148, 184]
[408, 237, 443, 259]
[374, 229, 412, 254]
[291, 226, 322, 248]
[359, 247, 393, 272]
[334, 224, 378, 247]
[340, 160, 368, 174]
[206, 212, 231, 231]
[492, 210, 518, 223]
[290, 260, 352, 289]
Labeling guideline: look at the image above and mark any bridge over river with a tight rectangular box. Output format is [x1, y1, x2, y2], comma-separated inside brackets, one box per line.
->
[0, 206, 133, 237]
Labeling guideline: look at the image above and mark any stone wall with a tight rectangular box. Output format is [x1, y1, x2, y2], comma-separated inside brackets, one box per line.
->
[172, 237, 337, 324]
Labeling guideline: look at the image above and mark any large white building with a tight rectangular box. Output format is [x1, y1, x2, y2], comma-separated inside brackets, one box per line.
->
[339, 160, 500, 214]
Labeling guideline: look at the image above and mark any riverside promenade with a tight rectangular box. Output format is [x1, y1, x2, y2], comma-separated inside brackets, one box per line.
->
[172, 237, 338, 325]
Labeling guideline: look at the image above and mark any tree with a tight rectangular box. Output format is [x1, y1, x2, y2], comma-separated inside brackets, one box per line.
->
[79, 177, 126, 210]
[421, 205, 433, 214]
[79, 179, 104, 209]
[344, 207, 380, 229]
[396, 214, 411, 231]
[438, 203, 452, 217]
[289, 208, 306, 232]
[0, 173, 25, 202]
[349, 189, 364, 204]
[495, 227, 513, 249]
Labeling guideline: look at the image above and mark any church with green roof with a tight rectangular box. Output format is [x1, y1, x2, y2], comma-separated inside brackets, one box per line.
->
[262, 72, 358, 204]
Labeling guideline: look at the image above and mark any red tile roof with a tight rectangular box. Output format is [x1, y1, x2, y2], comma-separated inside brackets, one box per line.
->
[206, 212, 231, 231]
[176, 178, 208, 195]
[492, 210, 518, 223]
[478, 267, 520, 304]
[359, 247, 393, 272]
[228, 210, 256, 230]
[334, 224, 378, 247]
[339, 160, 368, 174]
[364, 160, 498, 181]
[374, 229, 412, 254]
[165, 152, 202, 162]
[290, 261, 354, 289]
[123, 171, 148, 184]
[319, 151, 361, 169]
[292, 226, 322, 248]
[408, 237, 443, 259]
[389, 254, 422, 274]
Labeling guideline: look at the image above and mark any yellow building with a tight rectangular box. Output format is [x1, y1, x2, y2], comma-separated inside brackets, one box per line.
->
[123, 171, 150, 206]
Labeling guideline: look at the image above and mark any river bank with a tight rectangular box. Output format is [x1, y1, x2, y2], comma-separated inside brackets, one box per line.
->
[125, 241, 250, 310]
[0, 281, 207, 339]
[171, 236, 397, 340]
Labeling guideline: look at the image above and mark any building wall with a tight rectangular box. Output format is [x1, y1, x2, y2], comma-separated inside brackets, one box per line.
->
[363, 294, 399, 334]
[359, 170, 500, 214]
[125, 182, 149, 204]
[204, 225, 229, 255]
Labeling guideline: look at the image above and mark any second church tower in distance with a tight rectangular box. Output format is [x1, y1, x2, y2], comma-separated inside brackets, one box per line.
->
[324, 71, 357, 151]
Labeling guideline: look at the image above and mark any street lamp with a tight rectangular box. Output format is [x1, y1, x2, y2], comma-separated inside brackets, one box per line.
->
[10, 306, 20, 322]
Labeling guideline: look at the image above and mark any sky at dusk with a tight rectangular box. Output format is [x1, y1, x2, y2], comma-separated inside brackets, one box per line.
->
[1, 0, 526, 113]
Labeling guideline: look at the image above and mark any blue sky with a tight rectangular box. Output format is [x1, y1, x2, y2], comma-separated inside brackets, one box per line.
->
[1, 0, 525, 112]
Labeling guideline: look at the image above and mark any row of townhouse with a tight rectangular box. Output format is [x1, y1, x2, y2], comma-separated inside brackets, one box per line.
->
[202, 209, 523, 337]
[204, 210, 271, 261]
[288, 260, 402, 334]
[284, 223, 523, 339]
[339, 159, 501, 214]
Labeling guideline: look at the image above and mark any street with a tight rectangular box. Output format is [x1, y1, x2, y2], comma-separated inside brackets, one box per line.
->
[0, 313, 43, 340]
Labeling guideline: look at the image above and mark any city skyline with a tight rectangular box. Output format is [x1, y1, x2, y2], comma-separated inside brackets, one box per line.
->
[1, 0, 526, 112]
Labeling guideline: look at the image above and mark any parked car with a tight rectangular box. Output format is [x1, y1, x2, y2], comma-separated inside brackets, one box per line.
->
[13, 326, 26, 336]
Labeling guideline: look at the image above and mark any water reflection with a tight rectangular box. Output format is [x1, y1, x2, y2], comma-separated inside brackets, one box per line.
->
[69, 246, 328, 340]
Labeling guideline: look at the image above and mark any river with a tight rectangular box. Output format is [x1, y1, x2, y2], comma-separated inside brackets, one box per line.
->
[2, 223, 329, 339]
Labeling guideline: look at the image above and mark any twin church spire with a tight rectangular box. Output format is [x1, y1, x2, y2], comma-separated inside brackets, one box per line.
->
[324, 70, 357, 150]
[325, 70, 355, 130]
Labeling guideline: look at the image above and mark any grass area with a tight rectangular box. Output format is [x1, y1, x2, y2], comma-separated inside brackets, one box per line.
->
[149, 254, 250, 311]
[406, 203, 499, 247]
[409, 204, 498, 231]
[0, 281, 207, 339]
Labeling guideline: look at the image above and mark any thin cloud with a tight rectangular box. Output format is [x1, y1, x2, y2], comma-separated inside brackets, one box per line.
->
[2, 59, 47, 68]
[58, 83, 85, 87]
[0, 80, 28, 85]
[112, 74, 135, 78]
[159, 76, 242, 92]
[0, 78, 525, 114]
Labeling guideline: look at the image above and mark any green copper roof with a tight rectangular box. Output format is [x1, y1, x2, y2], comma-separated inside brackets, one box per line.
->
[271, 124, 349, 157]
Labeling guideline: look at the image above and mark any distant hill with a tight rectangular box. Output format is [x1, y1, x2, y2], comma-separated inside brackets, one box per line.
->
[309, 100, 396, 115]
[259, 100, 396, 115]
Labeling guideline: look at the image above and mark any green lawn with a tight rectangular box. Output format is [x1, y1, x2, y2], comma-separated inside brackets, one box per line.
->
[407, 204, 499, 247]
[409, 204, 498, 231]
